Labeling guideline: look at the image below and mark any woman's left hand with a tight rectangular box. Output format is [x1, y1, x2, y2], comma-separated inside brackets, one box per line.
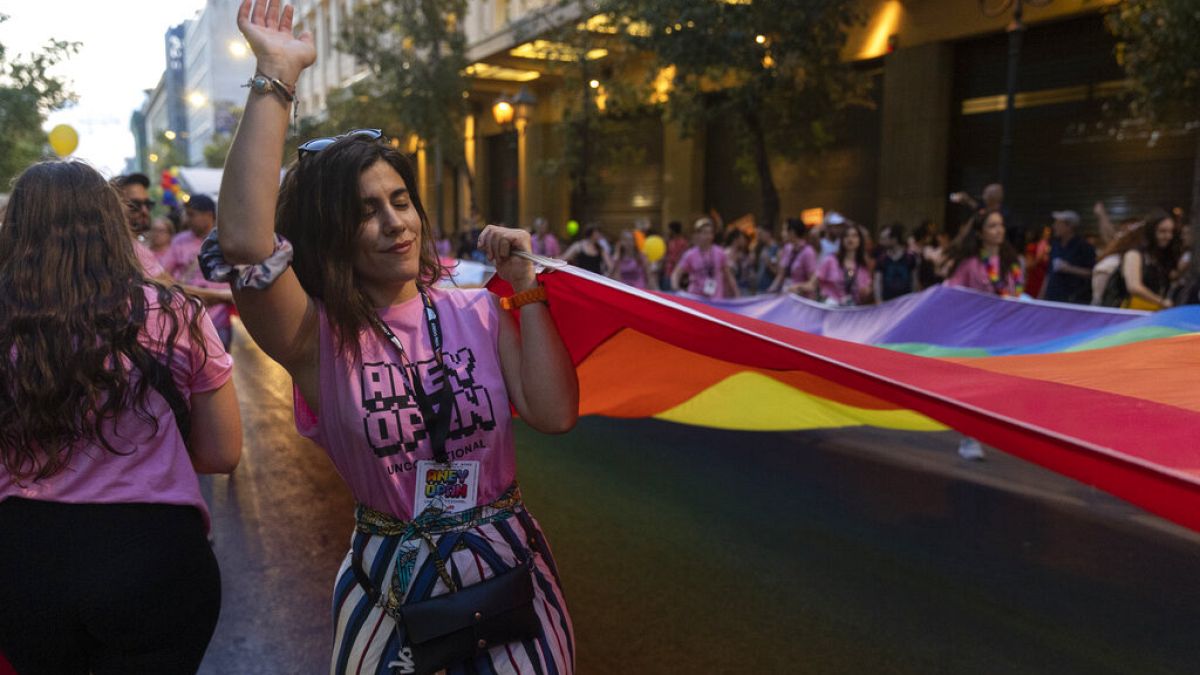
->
[478, 225, 537, 291]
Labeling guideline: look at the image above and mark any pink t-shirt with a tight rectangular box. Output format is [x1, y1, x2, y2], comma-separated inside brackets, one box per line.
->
[532, 233, 561, 258]
[161, 230, 232, 329]
[816, 256, 872, 305]
[946, 256, 1022, 297]
[0, 286, 233, 528]
[779, 242, 818, 284]
[134, 240, 165, 278]
[615, 255, 647, 289]
[294, 287, 516, 520]
[678, 245, 730, 298]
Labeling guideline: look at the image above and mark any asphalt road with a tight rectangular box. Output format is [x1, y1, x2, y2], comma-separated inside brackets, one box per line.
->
[198, 326, 1200, 674]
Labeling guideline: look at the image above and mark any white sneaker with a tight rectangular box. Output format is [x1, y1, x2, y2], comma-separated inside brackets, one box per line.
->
[958, 437, 986, 461]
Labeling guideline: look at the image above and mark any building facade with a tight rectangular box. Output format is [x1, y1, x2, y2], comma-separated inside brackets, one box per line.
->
[131, 1, 257, 174]
[186, 0, 1196, 241]
[182, 0, 256, 166]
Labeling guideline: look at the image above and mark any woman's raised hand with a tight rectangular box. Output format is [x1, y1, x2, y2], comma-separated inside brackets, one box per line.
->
[237, 0, 315, 83]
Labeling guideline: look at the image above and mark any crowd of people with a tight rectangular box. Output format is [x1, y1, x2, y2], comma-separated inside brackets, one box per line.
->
[479, 182, 1195, 313]
[1, 0, 1196, 670]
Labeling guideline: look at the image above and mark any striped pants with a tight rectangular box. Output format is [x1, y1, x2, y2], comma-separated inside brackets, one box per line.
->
[330, 508, 574, 675]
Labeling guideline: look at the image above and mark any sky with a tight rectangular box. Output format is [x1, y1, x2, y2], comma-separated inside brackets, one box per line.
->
[1, 0, 209, 176]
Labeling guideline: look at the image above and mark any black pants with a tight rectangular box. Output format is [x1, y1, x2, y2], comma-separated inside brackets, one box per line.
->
[0, 498, 220, 675]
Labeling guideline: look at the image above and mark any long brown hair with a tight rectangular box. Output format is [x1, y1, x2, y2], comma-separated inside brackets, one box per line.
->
[838, 223, 869, 269]
[277, 134, 449, 357]
[0, 161, 206, 481]
[946, 210, 1019, 277]
[1137, 209, 1183, 272]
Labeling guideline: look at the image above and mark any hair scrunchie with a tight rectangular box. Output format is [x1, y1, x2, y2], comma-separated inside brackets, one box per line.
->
[199, 229, 294, 290]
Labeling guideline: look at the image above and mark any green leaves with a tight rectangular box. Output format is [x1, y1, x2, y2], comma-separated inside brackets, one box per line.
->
[336, 0, 469, 169]
[588, 0, 871, 226]
[0, 15, 80, 188]
[1106, 0, 1200, 123]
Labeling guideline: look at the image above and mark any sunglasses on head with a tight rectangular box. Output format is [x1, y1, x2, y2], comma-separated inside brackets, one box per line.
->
[297, 128, 385, 160]
[129, 199, 155, 210]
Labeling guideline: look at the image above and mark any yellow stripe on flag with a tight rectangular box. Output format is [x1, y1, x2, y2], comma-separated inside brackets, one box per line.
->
[653, 370, 946, 432]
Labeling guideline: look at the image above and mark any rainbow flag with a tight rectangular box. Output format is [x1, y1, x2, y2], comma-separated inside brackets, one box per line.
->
[491, 264, 1200, 533]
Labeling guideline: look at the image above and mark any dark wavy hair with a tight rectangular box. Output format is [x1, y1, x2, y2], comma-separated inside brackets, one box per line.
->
[0, 161, 206, 481]
[946, 209, 1019, 278]
[277, 134, 449, 356]
[1137, 208, 1183, 272]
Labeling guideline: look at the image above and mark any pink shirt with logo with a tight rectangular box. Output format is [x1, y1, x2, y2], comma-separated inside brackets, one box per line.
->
[0, 286, 233, 528]
[294, 287, 515, 521]
[161, 230, 233, 330]
[677, 245, 731, 298]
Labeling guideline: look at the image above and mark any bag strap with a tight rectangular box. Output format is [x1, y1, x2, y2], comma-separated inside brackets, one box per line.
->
[140, 354, 192, 449]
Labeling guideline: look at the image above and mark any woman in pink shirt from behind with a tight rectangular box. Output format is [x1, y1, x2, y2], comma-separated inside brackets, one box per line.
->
[0, 161, 242, 673]
[769, 218, 818, 295]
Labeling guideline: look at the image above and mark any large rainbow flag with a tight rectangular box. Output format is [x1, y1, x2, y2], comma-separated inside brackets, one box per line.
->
[490, 262, 1200, 533]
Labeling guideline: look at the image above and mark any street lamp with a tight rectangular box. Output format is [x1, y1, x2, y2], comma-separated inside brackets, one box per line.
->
[510, 86, 537, 131]
[492, 87, 537, 132]
[979, 0, 1052, 194]
[491, 96, 514, 127]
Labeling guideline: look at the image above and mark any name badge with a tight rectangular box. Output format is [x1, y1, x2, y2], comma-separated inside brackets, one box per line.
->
[413, 460, 480, 515]
[702, 278, 718, 296]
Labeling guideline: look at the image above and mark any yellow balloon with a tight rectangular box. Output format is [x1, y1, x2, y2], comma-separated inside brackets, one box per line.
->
[48, 124, 79, 157]
[642, 234, 666, 263]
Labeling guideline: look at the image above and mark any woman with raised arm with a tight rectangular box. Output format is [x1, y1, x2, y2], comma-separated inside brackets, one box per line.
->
[210, 3, 579, 673]
[0, 161, 242, 674]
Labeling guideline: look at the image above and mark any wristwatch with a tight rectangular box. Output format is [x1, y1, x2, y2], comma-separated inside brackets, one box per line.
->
[245, 72, 296, 103]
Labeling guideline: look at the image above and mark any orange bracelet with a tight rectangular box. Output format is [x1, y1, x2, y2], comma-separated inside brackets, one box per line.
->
[500, 285, 548, 311]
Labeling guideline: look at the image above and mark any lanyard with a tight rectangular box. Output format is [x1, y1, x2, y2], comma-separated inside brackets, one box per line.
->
[700, 247, 716, 278]
[367, 289, 455, 464]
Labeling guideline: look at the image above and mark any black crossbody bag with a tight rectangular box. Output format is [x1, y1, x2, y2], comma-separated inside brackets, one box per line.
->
[351, 523, 541, 675]
[353, 290, 540, 674]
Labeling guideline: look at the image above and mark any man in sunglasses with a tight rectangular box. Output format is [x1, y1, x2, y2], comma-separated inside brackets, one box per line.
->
[113, 173, 155, 235]
[112, 173, 171, 280]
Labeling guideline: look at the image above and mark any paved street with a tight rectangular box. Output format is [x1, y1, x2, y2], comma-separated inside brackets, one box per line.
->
[199, 325, 1200, 674]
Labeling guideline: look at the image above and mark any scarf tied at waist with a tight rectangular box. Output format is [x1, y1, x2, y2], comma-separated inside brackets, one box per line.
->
[352, 483, 524, 616]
